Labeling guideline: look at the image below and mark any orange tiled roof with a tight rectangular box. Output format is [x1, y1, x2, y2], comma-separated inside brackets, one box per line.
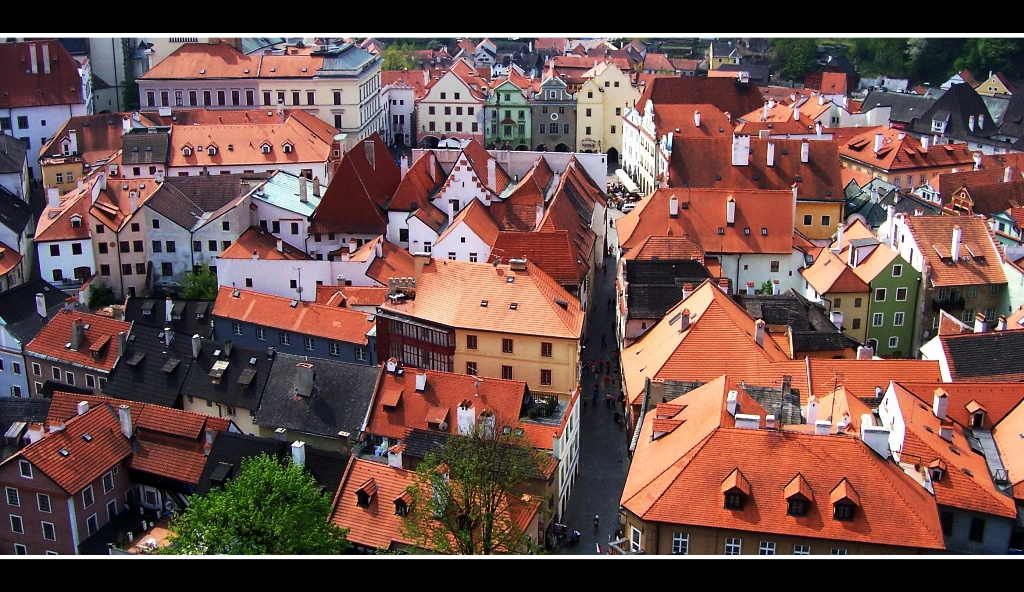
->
[91, 175, 160, 232]
[819, 72, 848, 95]
[212, 286, 373, 345]
[839, 127, 976, 172]
[622, 376, 945, 551]
[895, 382, 1024, 432]
[0, 41, 84, 109]
[333, 286, 389, 308]
[130, 438, 208, 484]
[329, 457, 419, 550]
[34, 183, 93, 243]
[366, 367, 527, 440]
[490, 231, 587, 287]
[623, 235, 705, 262]
[992, 396, 1024, 497]
[25, 310, 130, 373]
[40, 112, 128, 168]
[219, 227, 311, 261]
[141, 42, 260, 80]
[0, 241, 23, 276]
[387, 151, 447, 212]
[365, 236, 415, 286]
[311, 132, 397, 235]
[901, 214, 1006, 288]
[435, 198, 500, 246]
[380, 259, 583, 340]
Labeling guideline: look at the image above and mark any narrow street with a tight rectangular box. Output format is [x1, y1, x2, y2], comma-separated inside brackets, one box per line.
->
[554, 191, 631, 555]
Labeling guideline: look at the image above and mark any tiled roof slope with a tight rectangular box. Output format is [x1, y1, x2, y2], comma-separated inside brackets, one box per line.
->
[310, 132, 397, 235]
[490, 231, 587, 287]
[622, 376, 945, 551]
[146, 172, 268, 232]
[635, 76, 766, 120]
[0, 135, 28, 176]
[179, 338, 272, 410]
[122, 296, 215, 339]
[0, 279, 68, 344]
[212, 286, 373, 345]
[365, 236, 416, 285]
[219, 227, 311, 261]
[34, 185, 91, 243]
[839, 126, 976, 172]
[381, 259, 583, 339]
[140, 42, 260, 80]
[939, 330, 1024, 382]
[902, 215, 1006, 288]
[385, 151, 446, 212]
[0, 187, 34, 236]
[40, 112, 128, 167]
[25, 310, 130, 373]
[328, 456, 417, 550]
[896, 381, 1024, 433]
[101, 325, 195, 408]
[652, 104, 733, 140]
[0, 40, 84, 109]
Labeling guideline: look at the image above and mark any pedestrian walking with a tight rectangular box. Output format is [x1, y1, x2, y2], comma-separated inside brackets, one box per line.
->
[604, 374, 612, 388]
[592, 384, 599, 404]
[601, 333, 607, 347]
[602, 262, 607, 276]
[605, 393, 613, 407]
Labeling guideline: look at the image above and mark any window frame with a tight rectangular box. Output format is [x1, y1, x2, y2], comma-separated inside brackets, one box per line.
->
[10, 514, 23, 534]
[724, 537, 742, 555]
[466, 335, 477, 350]
[36, 493, 51, 513]
[758, 541, 776, 555]
[872, 312, 884, 327]
[82, 485, 94, 508]
[793, 544, 811, 555]
[19, 460, 31, 479]
[671, 532, 689, 555]
[41, 521, 56, 541]
[874, 287, 886, 302]
[502, 338, 513, 354]
[6, 487, 19, 507]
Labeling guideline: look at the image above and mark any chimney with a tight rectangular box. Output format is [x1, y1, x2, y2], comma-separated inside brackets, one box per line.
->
[693, 110, 701, 128]
[487, 159, 496, 192]
[746, 281, 755, 296]
[429, 152, 437, 182]
[830, 310, 844, 330]
[979, 113, 985, 130]
[68, 129, 78, 154]
[295, 362, 315, 397]
[765, 415, 776, 429]
[291, 441, 306, 467]
[998, 315, 1008, 331]
[28, 43, 38, 74]
[277, 239, 283, 253]
[165, 296, 173, 323]
[70, 318, 85, 351]
[274, 427, 287, 442]
[47, 188, 59, 209]
[375, 239, 383, 258]
[734, 413, 761, 430]
[535, 203, 544, 229]
[726, 197, 736, 225]
[856, 345, 873, 360]
[835, 224, 845, 252]
[164, 327, 173, 346]
[1006, 166, 1014, 183]
[718, 277, 730, 294]
[313, 176, 321, 198]
[766, 142, 775, 167]
[252, 251, 259, 261]
[64, 297, 75, 311]
[299, 177, 308, 203]
[974, 312, 987, 333]
[815, 419, 832, 435]
[415, 371, 427, 392]
[973, 152, 982, 170]
[939, 420, 954, 441]
[754, 319, 765, 347]
[118, 331, 127, 358]
[763, 102, 770, 120]
[860, 414, 891, 458]
[204, 427, 214, 456]
[933, 387, 948, 420]
[794, 105, 801, 122]
[682, 283, 693, 300]
[400, 154, 410, 180]
[815, 121, 822, 136]
[731, 134, 750, 166]
[118, 405, 132, 438]
[386, 357, 398, 373]
[678, 308, 690, 331]
[129, 191, 138, 212]
[848, 243, 858, 267]
[772, 280, 780, 295]
[922, 135, 930, 150]
[800, 141, 809, 163]
[874, 133, 884, 152]
[191, 334, 201, 359]
[35, 293, 46, 318]
[951, 225, 962, 261]
[77, 401, 89, 416]
[807, 395, 819, 425]
[669, 196, 678, 217]
[726, 390, 738, 415]
[968, 115, 975, 131]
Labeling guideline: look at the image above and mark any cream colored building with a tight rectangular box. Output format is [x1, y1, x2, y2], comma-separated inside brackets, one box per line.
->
[576, 62, 640, 164]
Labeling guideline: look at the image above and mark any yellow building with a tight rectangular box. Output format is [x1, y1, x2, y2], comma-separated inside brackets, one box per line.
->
[795, 200, 844, 241]
[576, 62, 640, 162]
[376, 256, 584, 401]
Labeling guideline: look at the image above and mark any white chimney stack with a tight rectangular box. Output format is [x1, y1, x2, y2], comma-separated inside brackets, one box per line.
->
[726, 390, 738, 416]
[299, 177, 308, 203]
[974, 312, 987, 333]
[998, 315, 1008, 331]
[952, 225, 962, 261]
[291, 441, 306, 467]
[800, 141, 809, 163]
[968, 115, 975, 131]
[682, 284, 693, 300]
[415, 371, 427, 392]
[830, 310, 844, 330]
[277, 239, 283, 253]
[939, 420, 954, 441]
[35, 293, 46, 318]
[933, 388, 948, 420]
[874, 133, 884, 152]
[400, 154, 409, 179]
[860, 415, 891, 458]
[765, 415, 776, 429]
[77, 401, 89, 416]
[746, 281, 756, 296]
[118, 405, 132, 438]
[793, 105, 801, 122]
[772, 280, 780, 295]
[669, 196, 678, 217]
[766, 142, 775, 167]
[694, 110, 701, 128]
[726, 197, 736, 225]
[973, 152, 982, 170]
[856, 345, 873, 360]
[313, 176, 321, 198]
[815, 120, 822, 136]
[487, 159, 496, 192]
[754, 319, 765, 347]
[979, 113, 985, 129]
[165, 296, 173, 323]
[678, 308, 690, 332]
[734, 413, 761, 430]
[731, 134, 750, 166]
[814, 419, 832, 435]
[191, 334, 201, 359]
[807, 396, 819, 425]
[922, 135, 930, 150]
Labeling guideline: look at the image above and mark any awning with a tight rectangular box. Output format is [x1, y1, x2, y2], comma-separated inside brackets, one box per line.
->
[615, 169, 639, 194]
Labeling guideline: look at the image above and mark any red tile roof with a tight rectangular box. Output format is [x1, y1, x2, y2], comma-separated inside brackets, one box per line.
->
[212, 286, 373, 345]
[652, 104, 734, 140]
[386, 151, 447, 212]
[623, 235, 705, 262]
[40, 112, 128, 167]
[365, 236, 416, 286]
[34, 183, 92, 243]
[140, 42, 260, 80]
[25, 310, 130, 373]
[490, 231, 587, 287]
[0, 40, 84, 109]
[329, 457, 417, 550]
[622, 376, 945, 551]
[219, 227, 311, 261]
[901, 214, 1007, 288]
[895, 382, 1024, 432]
[435, 198, 500, 246]
[635, 76, 766, 120]
[310, 132, 398, 235]
[839, 127, 976, 172]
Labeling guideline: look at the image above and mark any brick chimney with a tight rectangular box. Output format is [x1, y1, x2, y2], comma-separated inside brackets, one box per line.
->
[70, 318, 85, 351]
[754, 319, 765, 346]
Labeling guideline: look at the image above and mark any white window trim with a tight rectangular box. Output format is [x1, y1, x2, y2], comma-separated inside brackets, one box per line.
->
[10, 514, 22, 534]
[872, 312, 884, 327]
[793, 544, 811, 555]
[6, 486, 19, 507]
[82, 485, 94, 508]
[630, 526, 642, 553]
[888, 336, 899, 348]
[37, 493, 50, 513]
[19, 460, 31, 479]
[41, 521, 56, 541]
[725, 537, 742, 555]
[759, 540, 776, 555]
[874, 288, 886, 302]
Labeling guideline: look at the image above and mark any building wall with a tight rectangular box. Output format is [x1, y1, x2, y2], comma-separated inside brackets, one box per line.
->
[587, 64, 638, 159]
[24, 357, 106, 396]
[142, 209, 194, 294]
[217, 257, 377, 300]
[0, 104, 90, 178]
[432, 225, 490, 263]
[0, 459, 75, 554]
[416, 72, 484, 144]
[940, 506, 1015, 555]
[211, 318, 373, 366]
[531, 83, 576, 152]
[795, 201, 843, 240]
[809, 288, 869, 344]
[40, 161, 83, 197]
[0, 328, 30, 397]
[453, 330, 579, 400]
[191, 207, 249, 269]
[485, 81, 530, 149]
[382, 84, 415, 147]
[167, 161, 333, 185]
[865, 257, 921, 358]
[92, 210, 149, 300]
[38, 239, 95, 290]
[717, 251, 807, 296]
[183, 395, 259, 435]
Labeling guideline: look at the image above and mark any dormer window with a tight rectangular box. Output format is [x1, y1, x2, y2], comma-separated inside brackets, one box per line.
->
[784, 473, 813, 516]
[355, 477, 377, 508]
[833, 503, 855, 521]
[70, 216, 82, 228]
[182, 146, 192, 157]
[394, 491, 412, 517]
[282, 142, 294, 154]
[830, 478, 860, 522]
[207, 145, 217, 156]
[721, 468, 751, 510]
[929, 458, 947, 483]
[261, 142, 272, 154]
[931, 118, 947, 134]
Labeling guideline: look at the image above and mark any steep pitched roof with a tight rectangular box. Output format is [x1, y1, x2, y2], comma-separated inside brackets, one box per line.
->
[328, 457, 418, 550]
[939, 330, 1024, 382]
[385, 151, 446, 212]
[435, 197, 499, 246]
[365, 236, 416, 285]
[0, 40, 84, 109]
[0, 279, 68, 344]
[310, 132, 397, 235]
[24, 310, 130, 373]
[902, 214, 1006, 288]
[490, 231, 587, 287]
[219, 227, 311, 261]
[213, 286, 373, 345]
[380, 259, 583, 340]
[652, 104, 734, 140]
[102, 325, 194, 408]
[122, 297, 215, 339]
[636, 76, 765, 120]
[179, 338, 272, 410]
[40, 112, 126, 168]
[839, 126, 977, 173]
[33, 183, 91, 243]
[145, 172, 267, 233]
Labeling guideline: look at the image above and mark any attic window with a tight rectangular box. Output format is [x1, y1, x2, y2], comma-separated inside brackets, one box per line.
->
[833, 502, 855, 521]
[182, 147, 192, 157]
[207, 146, 217, 156]
[509, 302, 518, 310]
[232, 290, 240, 298]
[58, 448, 69, 457]
[715, 174, 722, 181]
[126, 352, 146, 367]
[355, 478, 377, 508]
[480, 300, 488, 307]
[761, 228, 768, 236]
[507, 276, 515, 284]
[82, 433, 92, 442]
[282, 143, 293, 154]
[394, 494, 411, 517]
[161, 359, 180, 373]
[261, 144, 271, 154]
[744, 228, 750, 235]
[199, 69, 205, 75]
[718, 227, 725, 235]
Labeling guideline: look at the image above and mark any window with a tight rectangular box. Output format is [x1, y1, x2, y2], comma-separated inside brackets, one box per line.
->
[820, 215, 831, 227]
[833, 503, 854, 521]
[277, 91, 285, 105]
[333, 91, 342, 105]
[610, 125, 616, 134]
[10, 515, 22, 534]
[232, 322, 243, 336]
[892, 264, 902, 277]
[894, 312, 905, 326]
[280, 332, 291, 345]
[991, 285, 1000, 296]
[136, 263, 146, 275]
[630, 526, 642, 553]
[31, 363, 40, 377]
[724, 537, 742, 555]
[770, 260, 780, 273]
[888, 336, 899, 348]
[14, 544, 26, 555]
[671, 533, 689, 555]
[86, 514, 98, 536]
[193, 241, 202, 252]
[306, 91, 315, 105]
[833, 298, 842, 309]
[445, 122, 451, 132]
[501, 365, 513, 380]
[355, 347, 367, 362]
[52, 367, 61, 380]
[36, 493, 50, 513]
[830, 548, 848, 555]
[85, 374, 95, 388]
[502, 338, 513, 353]
[469, 253, 478, 263]
[6, 487, 19, 506]
[208, 240, 217, 252]
[467, 335, 477, 350]
[304, 336, 315, 351]
[100, 264, 110, 276]
[256, 327, 266, 341]
[874, 288, 886, 302]
[466, 361, 478, 376]
[759, 541, 776, 555]
[895, 287, 908, 302]
[329, 342, 340, 356]
[549, 122, 558, 133]
[793, 544, 811, 555]
[940, 511, 954, 535]
[447, 252, 456, 260]
[106, 499, 117, 521]
[787, 499, 808, 516]
[724, 492, 744, 509]
[399, 228, 409, 242]
[872, 312, 884, 327]
[541, 342, 553, 357]
[65, 371, 74, 387]
[151, 240, 162, 253]
[585, 126, 592, 135]
[290, 222, 299, 235]
[49, 244, 59, 257]
[132, 240, 143, 252]
[967, 285, 978, 298]
[82, 485, 94, 508]
[19, 460, 31, 478]
[540, 369, 552, 386]
[803, 214, 812, 226]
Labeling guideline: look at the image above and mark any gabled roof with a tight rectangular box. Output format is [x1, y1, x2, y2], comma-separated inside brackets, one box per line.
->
[34, 183, 91, 243]
[179, 338, 272, 410]
[909, 83, 998, 140]
[435, 198, 499, 246]
[219, 226, 311, 261]
[490, 231, 587, 288]
[635, 76, 765, 120]
[121, 130, 169, 165]
[0, 134, 28, 176]
[839, 126, 976, 172]
[366, 367, 527, 441]
[14, 403, 131, 494]
[213, 286, 373, 345]
[0, 40, 84, 109]
[24, 310, 130, 373]
[90, 175, 161, 232]
[140, 41, 260, 80]
[328, 457, 418, 550]
[991, 396, 1024, 499]
[123, 296, 215, 339]
[860, 89, 938, 125]
[0, 186, 34, 237]
[255, 352, 381, 442]
[310, 132, 396, 235]
[365, 236, 416, 286]
[622, 376, 945, 551]
[897, 381, 1024, 431]
[939, 329, 1024, 382]
[652, 104, 734, 140]
[102, 324, 195, 408]
[380, 259, 583, 340]
[668, 136, 844, 203]
[385, 151, 446, 212]
[489, 158, 553, 231]
[617, 188, 795, 255]
[0, 279, 68, 345]
[936, 166, 1020, 204]
[147, 172, 269, 232]
[901, 214, 1006, 288]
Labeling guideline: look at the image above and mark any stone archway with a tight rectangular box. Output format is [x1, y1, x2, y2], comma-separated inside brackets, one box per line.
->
[554, 143, 570, 152]
[535, 144, 548, 152]
[606, 147, 620, 166]
[420, 135, 440, 149]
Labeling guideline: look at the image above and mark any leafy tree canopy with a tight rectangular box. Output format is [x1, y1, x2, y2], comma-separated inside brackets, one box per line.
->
[162, 453, 349, 555]
[380, 43, 420, 71]
[180, 262, 218, 300]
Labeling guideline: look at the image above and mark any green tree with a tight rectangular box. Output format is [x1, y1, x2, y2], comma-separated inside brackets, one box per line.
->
[380, 43, 419, 71]
[401, 421, 547, 555]
[180, 262, 218, 300]
[88, 283, 117, 308]
[769, 38, 819, 83]
[957, 38, 1024, 80]
[162, 453, 349, 555]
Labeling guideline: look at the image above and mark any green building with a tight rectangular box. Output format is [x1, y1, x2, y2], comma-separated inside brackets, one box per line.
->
[484, 79, 531, 150]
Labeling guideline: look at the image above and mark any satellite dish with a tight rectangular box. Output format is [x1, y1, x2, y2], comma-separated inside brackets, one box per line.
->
[438, 421, 448, 431]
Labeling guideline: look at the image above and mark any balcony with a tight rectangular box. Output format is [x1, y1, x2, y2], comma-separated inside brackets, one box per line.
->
[931, 297, 966, 313]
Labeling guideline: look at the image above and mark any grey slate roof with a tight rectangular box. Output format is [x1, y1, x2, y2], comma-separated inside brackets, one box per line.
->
[998, 91, 1024, 141]
[659, 378, 804, 427]
[103, 326, 195, 408]
[625, 259, 711, 318]
[121, 130, 170, 165]
[943, 330, 1024, 381]
[0, 133, 28, 175]
[180, 338, 272, 411]
[717, 64, 770, 86]
[0, 396, 51, 461]
[255, 352, 381, 443]
[908, 83, 1002, 144]
[145, 172, 269, 232]
[732, 289, 859, 353]
[0, 280, 71, 345]
[860, 89, 936, 125]
[122, 296, 215, 339]
[0, 186, 32, 237]
[194, 431, 348, 497]
[316, 43, 378, 74]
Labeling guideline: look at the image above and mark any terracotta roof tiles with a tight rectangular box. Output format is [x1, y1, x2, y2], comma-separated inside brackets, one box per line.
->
[902, 215, 1006, 288]
[24, 310, 130, 373]
[212, 286, 373, 345]
[0, 40, 84, 109]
